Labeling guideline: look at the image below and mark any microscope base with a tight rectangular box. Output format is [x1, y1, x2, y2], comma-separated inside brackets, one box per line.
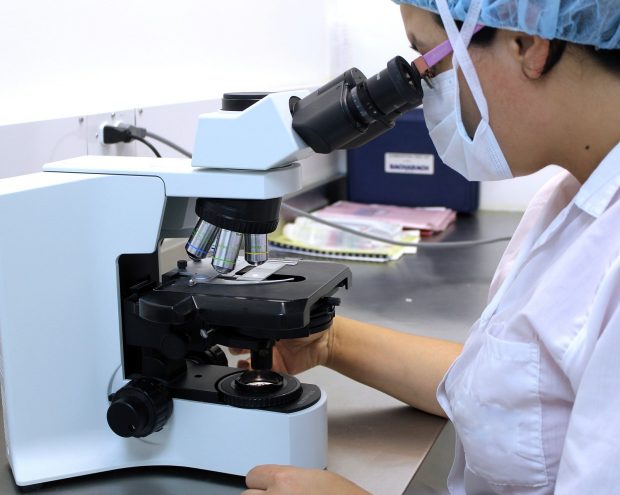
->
[9, 391, 327, 486]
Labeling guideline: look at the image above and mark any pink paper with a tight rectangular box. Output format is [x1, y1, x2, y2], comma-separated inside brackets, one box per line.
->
[315, 201, 456, 233]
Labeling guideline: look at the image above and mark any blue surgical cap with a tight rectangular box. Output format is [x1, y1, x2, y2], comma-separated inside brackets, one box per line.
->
[393, 0, 620, 49]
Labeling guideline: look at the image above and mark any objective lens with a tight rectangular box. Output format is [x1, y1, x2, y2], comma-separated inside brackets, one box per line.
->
[244, 234, 268, 266]
[185, 220, 220, 261]
[212, 229, 243, 274]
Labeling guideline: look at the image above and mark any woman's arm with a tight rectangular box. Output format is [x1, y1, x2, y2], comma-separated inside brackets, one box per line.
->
[327, 316, 462, 417]
[233, 315, 462, 417]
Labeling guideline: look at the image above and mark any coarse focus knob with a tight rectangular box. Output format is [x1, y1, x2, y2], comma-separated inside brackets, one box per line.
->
[187, 345, 229, 366]
[107, 377, 173, 438]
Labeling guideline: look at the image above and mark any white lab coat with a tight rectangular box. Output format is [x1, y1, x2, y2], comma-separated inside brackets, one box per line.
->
[437, 141, 620, 494]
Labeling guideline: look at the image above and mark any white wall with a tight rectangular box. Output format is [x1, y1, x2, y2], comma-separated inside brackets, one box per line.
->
[0, 0, 331, 126]
[326, 0, 413, 77]
[0, 0, 339, 186]
[479, 166, 563, 211]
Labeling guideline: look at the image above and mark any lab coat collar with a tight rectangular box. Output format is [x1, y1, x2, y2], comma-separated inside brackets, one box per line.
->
[574, 141, 620, 218]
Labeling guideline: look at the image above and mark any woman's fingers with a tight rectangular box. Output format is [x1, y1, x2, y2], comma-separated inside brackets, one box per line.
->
[246, 464, 281, 490]
[237, 359, 251, 369]
[229, 347, 250, 355]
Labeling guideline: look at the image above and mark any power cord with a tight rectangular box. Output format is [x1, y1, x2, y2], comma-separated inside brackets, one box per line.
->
[102, 124, 512, 249]
[101, 124, 162, 157]
[101, 123, 192, 158]
[144, 130, 192, 158]
[132, 136, 161, 157]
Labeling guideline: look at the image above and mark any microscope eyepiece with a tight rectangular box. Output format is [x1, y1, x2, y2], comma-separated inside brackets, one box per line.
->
[291, 56, 424, 153]
[365, 56, 423, 114]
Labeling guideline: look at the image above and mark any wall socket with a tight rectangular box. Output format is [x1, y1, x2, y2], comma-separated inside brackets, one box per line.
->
[87, 110, 136, 157]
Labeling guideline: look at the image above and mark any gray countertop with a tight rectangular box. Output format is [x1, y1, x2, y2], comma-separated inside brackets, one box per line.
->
[0, 211, 522, 495]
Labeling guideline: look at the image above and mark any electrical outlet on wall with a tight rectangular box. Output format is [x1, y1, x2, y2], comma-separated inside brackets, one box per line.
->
[87, 110, 137, 157]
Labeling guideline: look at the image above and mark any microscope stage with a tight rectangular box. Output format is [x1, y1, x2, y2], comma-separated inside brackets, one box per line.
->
[138, 258, 351, 339]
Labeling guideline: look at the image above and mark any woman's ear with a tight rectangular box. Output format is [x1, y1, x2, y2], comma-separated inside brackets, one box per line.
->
[510, 34, 551, 80]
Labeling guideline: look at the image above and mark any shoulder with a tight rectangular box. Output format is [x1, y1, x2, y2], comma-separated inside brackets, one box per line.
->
[488, 169, 577, 301]
[528, 169, 579, 210]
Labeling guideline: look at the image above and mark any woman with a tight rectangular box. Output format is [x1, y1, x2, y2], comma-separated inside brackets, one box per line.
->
[242, 0, 620, 493]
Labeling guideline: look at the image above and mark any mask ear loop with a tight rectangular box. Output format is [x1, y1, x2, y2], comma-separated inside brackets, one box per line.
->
[436, 0, 512, 179]
[436, 0, 488, 121]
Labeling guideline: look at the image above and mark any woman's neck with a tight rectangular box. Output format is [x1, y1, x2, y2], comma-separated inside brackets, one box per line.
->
[553, 59, 620, 184]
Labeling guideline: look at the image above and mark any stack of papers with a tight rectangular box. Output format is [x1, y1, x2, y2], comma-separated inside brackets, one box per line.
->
[315, 201, 456, 237]
[269, 201, 430, 262]
[269, 227, 419, 262]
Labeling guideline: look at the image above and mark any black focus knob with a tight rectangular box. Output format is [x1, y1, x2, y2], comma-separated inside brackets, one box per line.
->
[107, 377, 173, 438]
[187, 345, 229, 366]
[204, 345, 229, 366]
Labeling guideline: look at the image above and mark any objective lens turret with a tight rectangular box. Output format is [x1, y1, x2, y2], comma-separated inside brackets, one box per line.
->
[186, 197, 281, 274]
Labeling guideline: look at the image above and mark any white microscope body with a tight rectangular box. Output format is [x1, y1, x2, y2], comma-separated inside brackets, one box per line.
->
[0, 55, 424, 486]
[0, 91, 333, 486]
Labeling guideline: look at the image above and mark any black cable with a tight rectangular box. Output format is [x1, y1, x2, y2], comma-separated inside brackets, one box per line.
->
[145, 131, 192, 158]
[133, 136, 161, 158]
[281, 203, 512, 249]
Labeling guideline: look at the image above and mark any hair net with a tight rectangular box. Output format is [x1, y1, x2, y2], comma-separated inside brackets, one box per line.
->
[392, 0, 620, 49]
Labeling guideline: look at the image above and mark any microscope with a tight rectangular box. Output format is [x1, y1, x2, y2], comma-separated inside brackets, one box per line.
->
[0, 57, 423, 486]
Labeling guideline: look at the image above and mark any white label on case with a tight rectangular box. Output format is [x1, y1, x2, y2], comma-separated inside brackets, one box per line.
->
[384, 152, 435, 175]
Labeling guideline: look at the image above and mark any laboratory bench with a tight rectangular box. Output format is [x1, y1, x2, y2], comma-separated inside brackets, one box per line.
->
[0, 211, 522, 495]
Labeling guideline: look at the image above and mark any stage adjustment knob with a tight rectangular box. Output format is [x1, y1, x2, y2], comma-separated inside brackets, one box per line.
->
[107, 377, 173, 438]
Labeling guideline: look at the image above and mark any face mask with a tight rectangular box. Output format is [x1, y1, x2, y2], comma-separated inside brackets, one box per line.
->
[422, 0, 513, 182]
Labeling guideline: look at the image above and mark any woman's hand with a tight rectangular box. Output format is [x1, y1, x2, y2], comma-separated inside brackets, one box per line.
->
[229, 319, 338, 375]
[243, 465, 370, 495]
[232, 315, 460, 415]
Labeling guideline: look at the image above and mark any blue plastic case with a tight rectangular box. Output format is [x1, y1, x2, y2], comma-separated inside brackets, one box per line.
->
[347, 108, 479, 213]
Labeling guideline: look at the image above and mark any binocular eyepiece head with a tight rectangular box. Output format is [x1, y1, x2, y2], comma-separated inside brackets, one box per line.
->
[291, 56, 424, 154]
[186, 57, 424, 273]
